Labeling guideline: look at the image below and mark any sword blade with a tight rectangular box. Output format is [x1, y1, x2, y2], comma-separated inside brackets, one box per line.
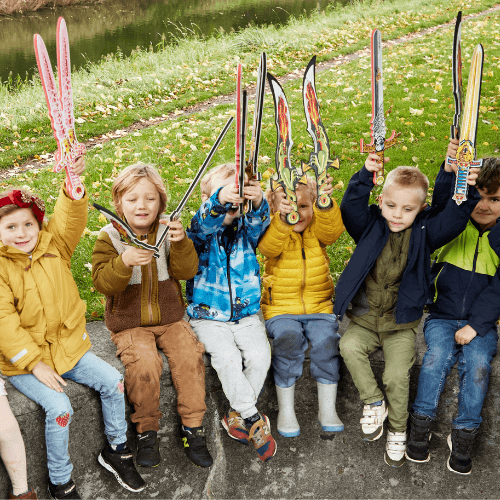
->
[459, 44, 484, 149]
[238, 90, 248, 214]
[248, 52, 266, 172]
[303, 55, 319, 151]
[371, 29, 386, 150]
[451, 11, 463, 139]
[235, 63, 242, 189]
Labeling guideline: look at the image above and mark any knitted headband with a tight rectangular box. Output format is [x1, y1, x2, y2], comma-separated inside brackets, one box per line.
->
[0, 190, 45, 223]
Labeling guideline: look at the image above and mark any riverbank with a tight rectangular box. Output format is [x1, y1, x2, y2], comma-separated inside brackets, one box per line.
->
[0, 0, 96, 16]
[0, 0, 499, 320]
[1, 0, 498, 170]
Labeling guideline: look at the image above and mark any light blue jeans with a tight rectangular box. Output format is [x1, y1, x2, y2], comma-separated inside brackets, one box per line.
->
[265, 313, 340, 388]
[412, 318, 498, 429]
[9, 352, 127, 485]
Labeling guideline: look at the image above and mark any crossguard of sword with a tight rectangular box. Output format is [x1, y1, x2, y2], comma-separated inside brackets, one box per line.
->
[360, 132, 400, 186]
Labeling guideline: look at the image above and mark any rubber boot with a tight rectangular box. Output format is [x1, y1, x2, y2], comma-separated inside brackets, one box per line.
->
[275, 384, 300, 437]
[317, 382, 344, 432]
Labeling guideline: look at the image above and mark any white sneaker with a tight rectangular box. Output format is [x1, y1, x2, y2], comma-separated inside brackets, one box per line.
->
[385, 430, 406, 467]
[360, 400, 388, 441]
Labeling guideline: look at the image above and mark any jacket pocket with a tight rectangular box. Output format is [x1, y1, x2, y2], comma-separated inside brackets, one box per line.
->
[58, 301, 88, 357]
[113, 330, 141, 367]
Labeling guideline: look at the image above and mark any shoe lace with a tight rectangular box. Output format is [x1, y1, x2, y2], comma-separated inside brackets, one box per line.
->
[248, 420, 269, 447]
[186, 429, 207, 451]
[453, 430, 476, 457]
[409, 417, 431, 443]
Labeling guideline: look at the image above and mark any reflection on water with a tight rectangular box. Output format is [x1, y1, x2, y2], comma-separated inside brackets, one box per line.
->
[0, 0, 336, 85]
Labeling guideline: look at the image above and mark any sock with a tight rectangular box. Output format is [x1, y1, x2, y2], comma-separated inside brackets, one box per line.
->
[370, 400, 383, 407]
[109, 442, 126, 453]
[244, 412, 260, 427]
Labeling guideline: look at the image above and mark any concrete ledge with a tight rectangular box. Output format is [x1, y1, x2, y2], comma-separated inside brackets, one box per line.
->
[2, 315, 500, 498]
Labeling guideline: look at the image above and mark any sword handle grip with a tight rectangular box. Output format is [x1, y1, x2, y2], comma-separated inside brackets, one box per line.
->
[373, 150, 385, 186]
[65, 163, 85, 200]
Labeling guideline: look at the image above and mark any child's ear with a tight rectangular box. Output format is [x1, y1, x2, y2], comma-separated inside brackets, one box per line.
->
[378, 195, 383, 209]
[201, 193, 208, 203]
[420, 202, 427, 212]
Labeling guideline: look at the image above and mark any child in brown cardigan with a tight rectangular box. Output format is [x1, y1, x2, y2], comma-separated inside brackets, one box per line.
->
[92, 163, 211, 469]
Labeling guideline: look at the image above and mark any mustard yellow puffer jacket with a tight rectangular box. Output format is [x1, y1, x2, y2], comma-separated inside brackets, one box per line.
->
[0, 187, 91, 376]
[258, 201, 344, 320]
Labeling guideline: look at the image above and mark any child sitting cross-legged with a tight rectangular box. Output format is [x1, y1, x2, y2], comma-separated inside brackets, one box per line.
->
[407, 147, 499, 475]
[186, 163, 276, 462]
[0, 157, 145, 499]
[92, 163, 212, 469]
[334, 148, 480, 468]
[258, 174, 345, 437]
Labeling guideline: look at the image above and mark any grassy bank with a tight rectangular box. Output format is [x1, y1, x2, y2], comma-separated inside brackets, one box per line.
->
[0, 0, 499, 320]
[0, 0, 498, 169]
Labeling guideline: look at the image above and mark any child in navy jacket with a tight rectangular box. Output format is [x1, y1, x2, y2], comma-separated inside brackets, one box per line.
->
[334, 149, 479, 467]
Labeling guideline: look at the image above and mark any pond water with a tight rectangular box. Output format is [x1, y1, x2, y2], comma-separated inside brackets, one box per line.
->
[0, 0, 339, 85]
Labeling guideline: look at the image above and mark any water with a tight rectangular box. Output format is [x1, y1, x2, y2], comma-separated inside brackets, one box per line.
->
[0, 0, 336, 85]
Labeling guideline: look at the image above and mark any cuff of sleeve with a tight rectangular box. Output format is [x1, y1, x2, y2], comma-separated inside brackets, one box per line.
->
[116, 254, 133, 275]
[26, 355, 42, 372]
[171, 236, 193, 253]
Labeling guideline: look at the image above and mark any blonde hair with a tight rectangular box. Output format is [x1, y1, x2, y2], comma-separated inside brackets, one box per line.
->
[200, 163, 236, 197]
[0, 188, 44, 229]
[383, 166, 428, 203]
[265, 175, 317, 215]
[111, 163, 167, 217]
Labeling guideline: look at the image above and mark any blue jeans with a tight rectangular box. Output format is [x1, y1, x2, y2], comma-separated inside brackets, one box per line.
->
[265, 313, 340, 388]
[9, 352, 127, 485]
[412, 318, 498, 429]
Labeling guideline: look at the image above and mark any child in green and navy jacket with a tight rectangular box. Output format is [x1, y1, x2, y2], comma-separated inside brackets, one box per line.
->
[407, 151, 500, 476]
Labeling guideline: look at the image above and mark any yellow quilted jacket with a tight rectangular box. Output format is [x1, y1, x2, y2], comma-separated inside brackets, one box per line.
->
[258, 200, 344, 320]
[0, 187, 90, 376]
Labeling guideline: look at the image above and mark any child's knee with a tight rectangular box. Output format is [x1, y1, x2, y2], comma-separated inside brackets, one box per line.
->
[47, 396, 73, 427]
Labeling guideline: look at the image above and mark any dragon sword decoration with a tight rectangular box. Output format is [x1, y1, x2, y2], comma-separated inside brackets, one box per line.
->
[34, 17, 85, 200]
[446, 44, 484, 205]
[267, 73, 307, 225]
[301, 56, 339, 209]
[360, 29, 400, 186]
[450, 11, 463, 140]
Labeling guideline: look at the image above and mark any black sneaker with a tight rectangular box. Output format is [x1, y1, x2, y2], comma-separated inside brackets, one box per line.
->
[137, 430, 161, 467]
[180, 425, 213, 468]
[405, 413, 433, 463]
[447, 428, 477, 475]
[98, 445, 146, 492]
[47, 479, 80, 499]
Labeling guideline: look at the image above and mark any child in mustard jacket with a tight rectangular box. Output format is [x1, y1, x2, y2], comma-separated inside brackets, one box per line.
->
[258, 174, 344, 437]
[0, 157, 144, 499]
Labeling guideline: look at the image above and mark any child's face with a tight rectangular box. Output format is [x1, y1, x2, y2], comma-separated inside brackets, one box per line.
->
[0, 208, 40, 253]
[378, 184, 427, 232]
[293, 188, 314, 233]
[120, 178, 160, 235]
[471, 185, 500, 231]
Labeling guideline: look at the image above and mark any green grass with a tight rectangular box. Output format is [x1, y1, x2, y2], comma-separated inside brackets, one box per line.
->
[0, 0, 499, 320]
[0, 0, 498, 169]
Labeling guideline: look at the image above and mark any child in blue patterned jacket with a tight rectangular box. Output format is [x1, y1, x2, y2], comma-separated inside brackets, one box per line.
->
[186, 162, 276, 462]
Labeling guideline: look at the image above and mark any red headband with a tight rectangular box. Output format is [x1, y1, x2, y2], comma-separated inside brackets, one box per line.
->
[0, 190, 45, 223]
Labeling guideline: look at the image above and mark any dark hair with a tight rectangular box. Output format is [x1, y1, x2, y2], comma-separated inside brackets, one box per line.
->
[476, 158, 500, 194]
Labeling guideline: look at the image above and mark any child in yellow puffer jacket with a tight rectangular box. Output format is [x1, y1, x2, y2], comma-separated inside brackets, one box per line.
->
[258, 174, 344, 437]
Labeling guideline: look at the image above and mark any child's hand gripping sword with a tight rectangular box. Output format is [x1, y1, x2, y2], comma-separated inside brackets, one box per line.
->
[360, 29, 400, 186]
[447, 43, 484, 205]
[246, 52, 267, 212]
[267, 73, 307, 225]
[34, 17, 85, 200]
[301, 55, 339, 209]
[94, 117, 234, 257]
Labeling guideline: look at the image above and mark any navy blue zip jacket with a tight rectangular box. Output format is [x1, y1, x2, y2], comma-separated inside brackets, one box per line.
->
[333, 165, 479, 324]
